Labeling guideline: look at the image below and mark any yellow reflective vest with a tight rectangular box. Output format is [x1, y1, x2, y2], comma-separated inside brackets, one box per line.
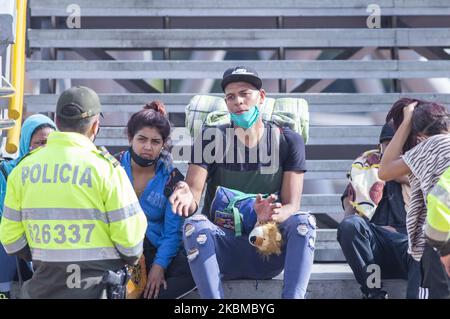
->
[0, 131, 147, 298]
[425, 166, 450, 255]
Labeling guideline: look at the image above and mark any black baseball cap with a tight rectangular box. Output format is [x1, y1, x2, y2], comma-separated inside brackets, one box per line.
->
[56, 86, 102, 120]
[379, 122, 395, 143]
[221, 66, 262, 92]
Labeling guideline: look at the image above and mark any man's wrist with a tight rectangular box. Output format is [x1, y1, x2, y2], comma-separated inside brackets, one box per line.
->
[188, 199, 199, 216]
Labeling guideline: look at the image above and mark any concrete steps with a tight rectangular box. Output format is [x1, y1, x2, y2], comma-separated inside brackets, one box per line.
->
[30, 0, 450, 17]
[26, 60, 450, 80]
[24, 93, 450, 114]
[92, 126, 383, 146]
[29, 28, 450, 49]
[10, 264, 407, 299]
[183, 263, 407, 299]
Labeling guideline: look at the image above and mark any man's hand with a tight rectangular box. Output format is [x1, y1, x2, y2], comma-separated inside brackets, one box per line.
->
[270, 209, 292, 224]
[143, 264, 167, 299]
[169, 181, 194, 217]
[254, 194, 281, 223]
[441, 254, 450, 277]
[253, 194, 293, 224]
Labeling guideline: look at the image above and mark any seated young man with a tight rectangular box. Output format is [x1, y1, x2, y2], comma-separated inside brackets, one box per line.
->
[338, 123, 421, 299]
[169, 66, 315, 299]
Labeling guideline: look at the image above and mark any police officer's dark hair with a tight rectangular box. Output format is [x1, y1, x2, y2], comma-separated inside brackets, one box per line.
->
[56, 105, 98, 134]
[127, 100, 173, 162]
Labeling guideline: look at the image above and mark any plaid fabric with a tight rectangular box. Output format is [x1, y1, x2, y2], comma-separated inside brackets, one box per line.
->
[271, 98, 309, 144]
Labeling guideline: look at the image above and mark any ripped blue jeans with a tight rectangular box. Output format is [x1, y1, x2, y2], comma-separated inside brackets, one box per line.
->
[183, 212, 316, 299]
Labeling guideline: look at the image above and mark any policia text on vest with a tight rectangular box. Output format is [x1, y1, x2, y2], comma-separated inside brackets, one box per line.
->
[21, 163, 93, 187]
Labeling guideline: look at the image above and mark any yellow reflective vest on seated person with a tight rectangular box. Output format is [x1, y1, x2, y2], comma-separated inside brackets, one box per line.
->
[425, 166, 450, 257]
[0, 131, 147, 299]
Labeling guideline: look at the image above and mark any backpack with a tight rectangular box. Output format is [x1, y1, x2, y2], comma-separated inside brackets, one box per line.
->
[185, 95, 309, 143]
[346, 149, 385, 220]
[209, 186, 283, 256]
[210, 186, 276, 237]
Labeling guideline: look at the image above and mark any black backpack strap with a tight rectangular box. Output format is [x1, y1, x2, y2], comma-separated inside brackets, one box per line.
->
[265, 121, 289, 166]
[277, 126, 288, 155]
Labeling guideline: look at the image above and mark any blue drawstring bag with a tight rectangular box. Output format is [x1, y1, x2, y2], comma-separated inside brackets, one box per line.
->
[209, 186, 274, 237]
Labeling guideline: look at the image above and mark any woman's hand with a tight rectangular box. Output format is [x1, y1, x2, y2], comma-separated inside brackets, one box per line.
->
[402, 101, 418, 124]
[143, 264, 167, 299]
[378, 101, 416, 181]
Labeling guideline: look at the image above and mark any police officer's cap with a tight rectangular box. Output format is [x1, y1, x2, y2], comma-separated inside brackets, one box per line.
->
[56, 86, 102, 120]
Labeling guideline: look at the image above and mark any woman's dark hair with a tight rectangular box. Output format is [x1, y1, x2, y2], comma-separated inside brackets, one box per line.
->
[127, 100, 173, 163]
[32, 123, 56, 137]
[386, 98, 449, 152]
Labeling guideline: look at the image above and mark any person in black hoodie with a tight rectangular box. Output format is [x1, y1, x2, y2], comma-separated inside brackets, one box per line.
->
[338, 122, 421, 299]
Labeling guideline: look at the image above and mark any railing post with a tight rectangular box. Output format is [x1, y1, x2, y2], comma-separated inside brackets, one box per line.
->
[6, 0, 28, 154]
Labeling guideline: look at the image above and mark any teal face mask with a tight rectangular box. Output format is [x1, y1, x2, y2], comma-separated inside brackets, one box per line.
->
[230, 105, 260, 129]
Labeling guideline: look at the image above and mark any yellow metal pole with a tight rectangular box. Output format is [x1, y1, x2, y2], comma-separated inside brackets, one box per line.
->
[6, 0, 28, 154]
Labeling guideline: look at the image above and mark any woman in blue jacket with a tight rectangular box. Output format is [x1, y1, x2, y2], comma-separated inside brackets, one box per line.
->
[119, 101, 194, 299]
[0, 114, 56, 298]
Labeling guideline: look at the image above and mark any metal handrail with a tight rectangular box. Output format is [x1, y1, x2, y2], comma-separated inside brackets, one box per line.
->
[5, 0, 28, 153]
[0, 75, 16, 98]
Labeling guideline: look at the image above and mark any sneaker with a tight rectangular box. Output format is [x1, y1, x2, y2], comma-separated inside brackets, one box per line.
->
[362, 290, 388, 299]
[0, 291, 10, 299]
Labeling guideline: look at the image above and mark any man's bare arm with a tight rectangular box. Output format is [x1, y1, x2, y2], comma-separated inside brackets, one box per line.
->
[169, 164, 208, 217]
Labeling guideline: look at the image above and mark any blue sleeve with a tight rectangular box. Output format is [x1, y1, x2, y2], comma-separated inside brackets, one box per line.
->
[282, 128, 307, 172]
[0, 173, 7, 217]
[153, 199, 183, 269]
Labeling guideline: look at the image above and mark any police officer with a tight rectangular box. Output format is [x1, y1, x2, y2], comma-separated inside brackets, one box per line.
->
[425, 166, 450, 277]
[0, 86, 147, 298]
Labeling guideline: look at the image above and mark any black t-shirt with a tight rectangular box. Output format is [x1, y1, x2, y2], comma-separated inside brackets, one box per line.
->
[190, 121, 306, 174]
[190, 121, 306, 216]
